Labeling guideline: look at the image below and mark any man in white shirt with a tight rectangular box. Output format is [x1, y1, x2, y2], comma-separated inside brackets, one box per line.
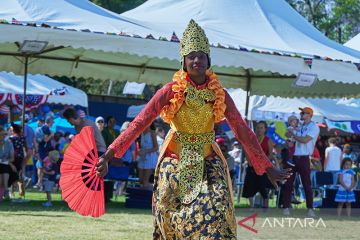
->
[324, 137, 341, 184]
[283, 107, 320, 217]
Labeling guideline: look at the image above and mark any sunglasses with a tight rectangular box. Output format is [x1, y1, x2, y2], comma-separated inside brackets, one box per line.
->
[300, 112, 310, 115]
[97, 120, 104, 123]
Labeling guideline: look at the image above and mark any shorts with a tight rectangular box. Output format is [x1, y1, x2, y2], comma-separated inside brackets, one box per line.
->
[242, 166, 271, 199]
[36, 160, 43, 169]
[0, 163, 11, 174]
[43, 179, 54, 192]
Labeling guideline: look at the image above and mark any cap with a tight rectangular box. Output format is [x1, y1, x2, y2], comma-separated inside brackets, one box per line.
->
[95, 116, 104, 123]
[232, 141, 239, 145]
[299, 107, 314, 115]
[215, 137, 225, 145]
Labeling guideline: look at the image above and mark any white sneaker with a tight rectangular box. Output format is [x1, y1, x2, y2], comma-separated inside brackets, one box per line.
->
[283, 208, 290, 216]
[307, 209, 316, 217]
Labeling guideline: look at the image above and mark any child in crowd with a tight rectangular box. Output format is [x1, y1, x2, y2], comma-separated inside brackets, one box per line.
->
[335, 158, 356, 217]
[42, 150, 60, 207]
[286, 115, 299, 167]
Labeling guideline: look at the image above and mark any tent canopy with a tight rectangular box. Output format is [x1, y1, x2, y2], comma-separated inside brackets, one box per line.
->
[345, 34, 360, 51]
[127, 89, 360, 123]
[0, 0, 360, 98]
[0, 72, 88, 107]
[122, 0, 360, 61]
[0, 0, 148, 34]
[227, 88, 360, 123]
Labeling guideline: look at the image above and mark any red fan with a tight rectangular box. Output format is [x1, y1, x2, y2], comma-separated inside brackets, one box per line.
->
[60, 126, 105, 218]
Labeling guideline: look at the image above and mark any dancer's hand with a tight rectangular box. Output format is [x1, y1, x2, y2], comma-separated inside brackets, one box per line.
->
[266, 167, 292, 190]
[95, 149, 114, 178]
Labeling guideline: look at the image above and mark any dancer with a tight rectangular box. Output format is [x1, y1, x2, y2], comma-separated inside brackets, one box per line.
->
[96, 20, 290, 239]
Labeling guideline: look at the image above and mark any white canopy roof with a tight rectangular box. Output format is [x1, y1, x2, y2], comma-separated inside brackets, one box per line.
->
[127, 89, 360, 123]
[122, 0, 360, 61]
[0, 72, 88, 107]
[227, 88, 360, 123]
[345, 34, 360, 51]
[0, 0, 148, 34]
[0, 0, 360, 98]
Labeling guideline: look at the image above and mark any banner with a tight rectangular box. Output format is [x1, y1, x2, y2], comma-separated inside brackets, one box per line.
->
[325, 119, 360, 134]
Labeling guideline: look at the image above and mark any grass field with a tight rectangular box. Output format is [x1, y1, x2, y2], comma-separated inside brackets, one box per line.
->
[0, 190, 358, 240]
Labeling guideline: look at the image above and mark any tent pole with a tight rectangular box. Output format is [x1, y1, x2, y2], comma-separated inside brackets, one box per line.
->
[244, 69, 251, 120]
[21, 55, 29, 130]
[236, 69, 252, 198]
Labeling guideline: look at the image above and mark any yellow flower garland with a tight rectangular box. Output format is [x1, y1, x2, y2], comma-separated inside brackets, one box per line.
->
[160, 69, 226, 123]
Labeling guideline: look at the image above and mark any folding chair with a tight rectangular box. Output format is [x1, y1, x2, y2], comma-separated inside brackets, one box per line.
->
[313, 171, 334, 199]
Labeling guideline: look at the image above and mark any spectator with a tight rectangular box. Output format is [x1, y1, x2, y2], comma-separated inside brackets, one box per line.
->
[324, 137, 342, 184]
[342, 143, 357, 163]
[286, 115, 299, 167]
[34, 116, 54, 189]
[228, 141, 242, 181]
[284, 107, 320, 217]
[217, 137, 235, 182]
[0, 125, 14, 201]
[155, 127, 166, 151]
[22, 114, 35, 186]
[9, 123, 28, 199]
[63, 108, 106, 155]
[335, 158, 356, 216]
[102, 116, 119, 148]
[58, 132, 73, 158]
[52, 132, 65, 152]
[42, 150, 60, 207]
[95, 116, 105, 132]
[137, 123, 158, 189]
[114, 122, 136, 196]
[242, 121, 274, 209]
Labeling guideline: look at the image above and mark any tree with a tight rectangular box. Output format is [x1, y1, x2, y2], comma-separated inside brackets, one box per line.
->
[286, 0, 360, 43]
[90, 0, 146, 14]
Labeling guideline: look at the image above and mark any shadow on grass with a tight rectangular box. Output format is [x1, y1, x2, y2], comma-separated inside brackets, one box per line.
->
[0, 198, 152, 215]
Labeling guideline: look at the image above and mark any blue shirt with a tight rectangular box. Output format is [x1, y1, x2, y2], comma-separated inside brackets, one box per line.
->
[122, 142, 135, 163]
[24, 125, 35, 149]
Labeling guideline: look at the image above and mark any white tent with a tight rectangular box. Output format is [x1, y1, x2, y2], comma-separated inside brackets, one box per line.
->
[127, 89, 360, 123]
[0, 0, 360, 98]
[122, 0, 360, 61]
[227, 88, 360, 123]
[0, 72, 88, 107]
[345, 34, 360, 51]
[0, 0, 148, 34]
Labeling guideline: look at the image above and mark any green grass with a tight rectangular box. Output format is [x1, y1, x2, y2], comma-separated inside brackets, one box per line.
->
[0, 190, 358, 239]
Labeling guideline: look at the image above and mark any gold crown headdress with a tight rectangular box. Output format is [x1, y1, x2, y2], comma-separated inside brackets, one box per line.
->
[180, 19, 210, 59]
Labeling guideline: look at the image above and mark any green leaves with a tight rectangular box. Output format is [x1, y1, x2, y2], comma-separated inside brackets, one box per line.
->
[287, 0, 360, 43]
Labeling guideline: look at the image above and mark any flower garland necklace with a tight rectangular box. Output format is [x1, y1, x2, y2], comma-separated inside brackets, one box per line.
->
[160, 69, 226, 123]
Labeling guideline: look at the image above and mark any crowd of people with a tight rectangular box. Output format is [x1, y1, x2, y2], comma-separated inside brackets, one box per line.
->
[216, 107, 359, 217]
[0, 103, 359, 218]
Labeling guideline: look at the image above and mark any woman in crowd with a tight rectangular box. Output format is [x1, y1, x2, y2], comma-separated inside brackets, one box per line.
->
[0, 125, 14, 200]
[137, 123, 159, 189]
[9, 123, 28, 199]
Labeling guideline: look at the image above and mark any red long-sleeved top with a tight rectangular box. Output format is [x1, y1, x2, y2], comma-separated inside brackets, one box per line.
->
[108, 83, 273, 175]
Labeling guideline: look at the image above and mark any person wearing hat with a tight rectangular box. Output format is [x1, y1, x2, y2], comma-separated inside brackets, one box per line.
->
[284, 107, 320, 217]
[95, 116, 105, 132]
[96, 20, 290, 239]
